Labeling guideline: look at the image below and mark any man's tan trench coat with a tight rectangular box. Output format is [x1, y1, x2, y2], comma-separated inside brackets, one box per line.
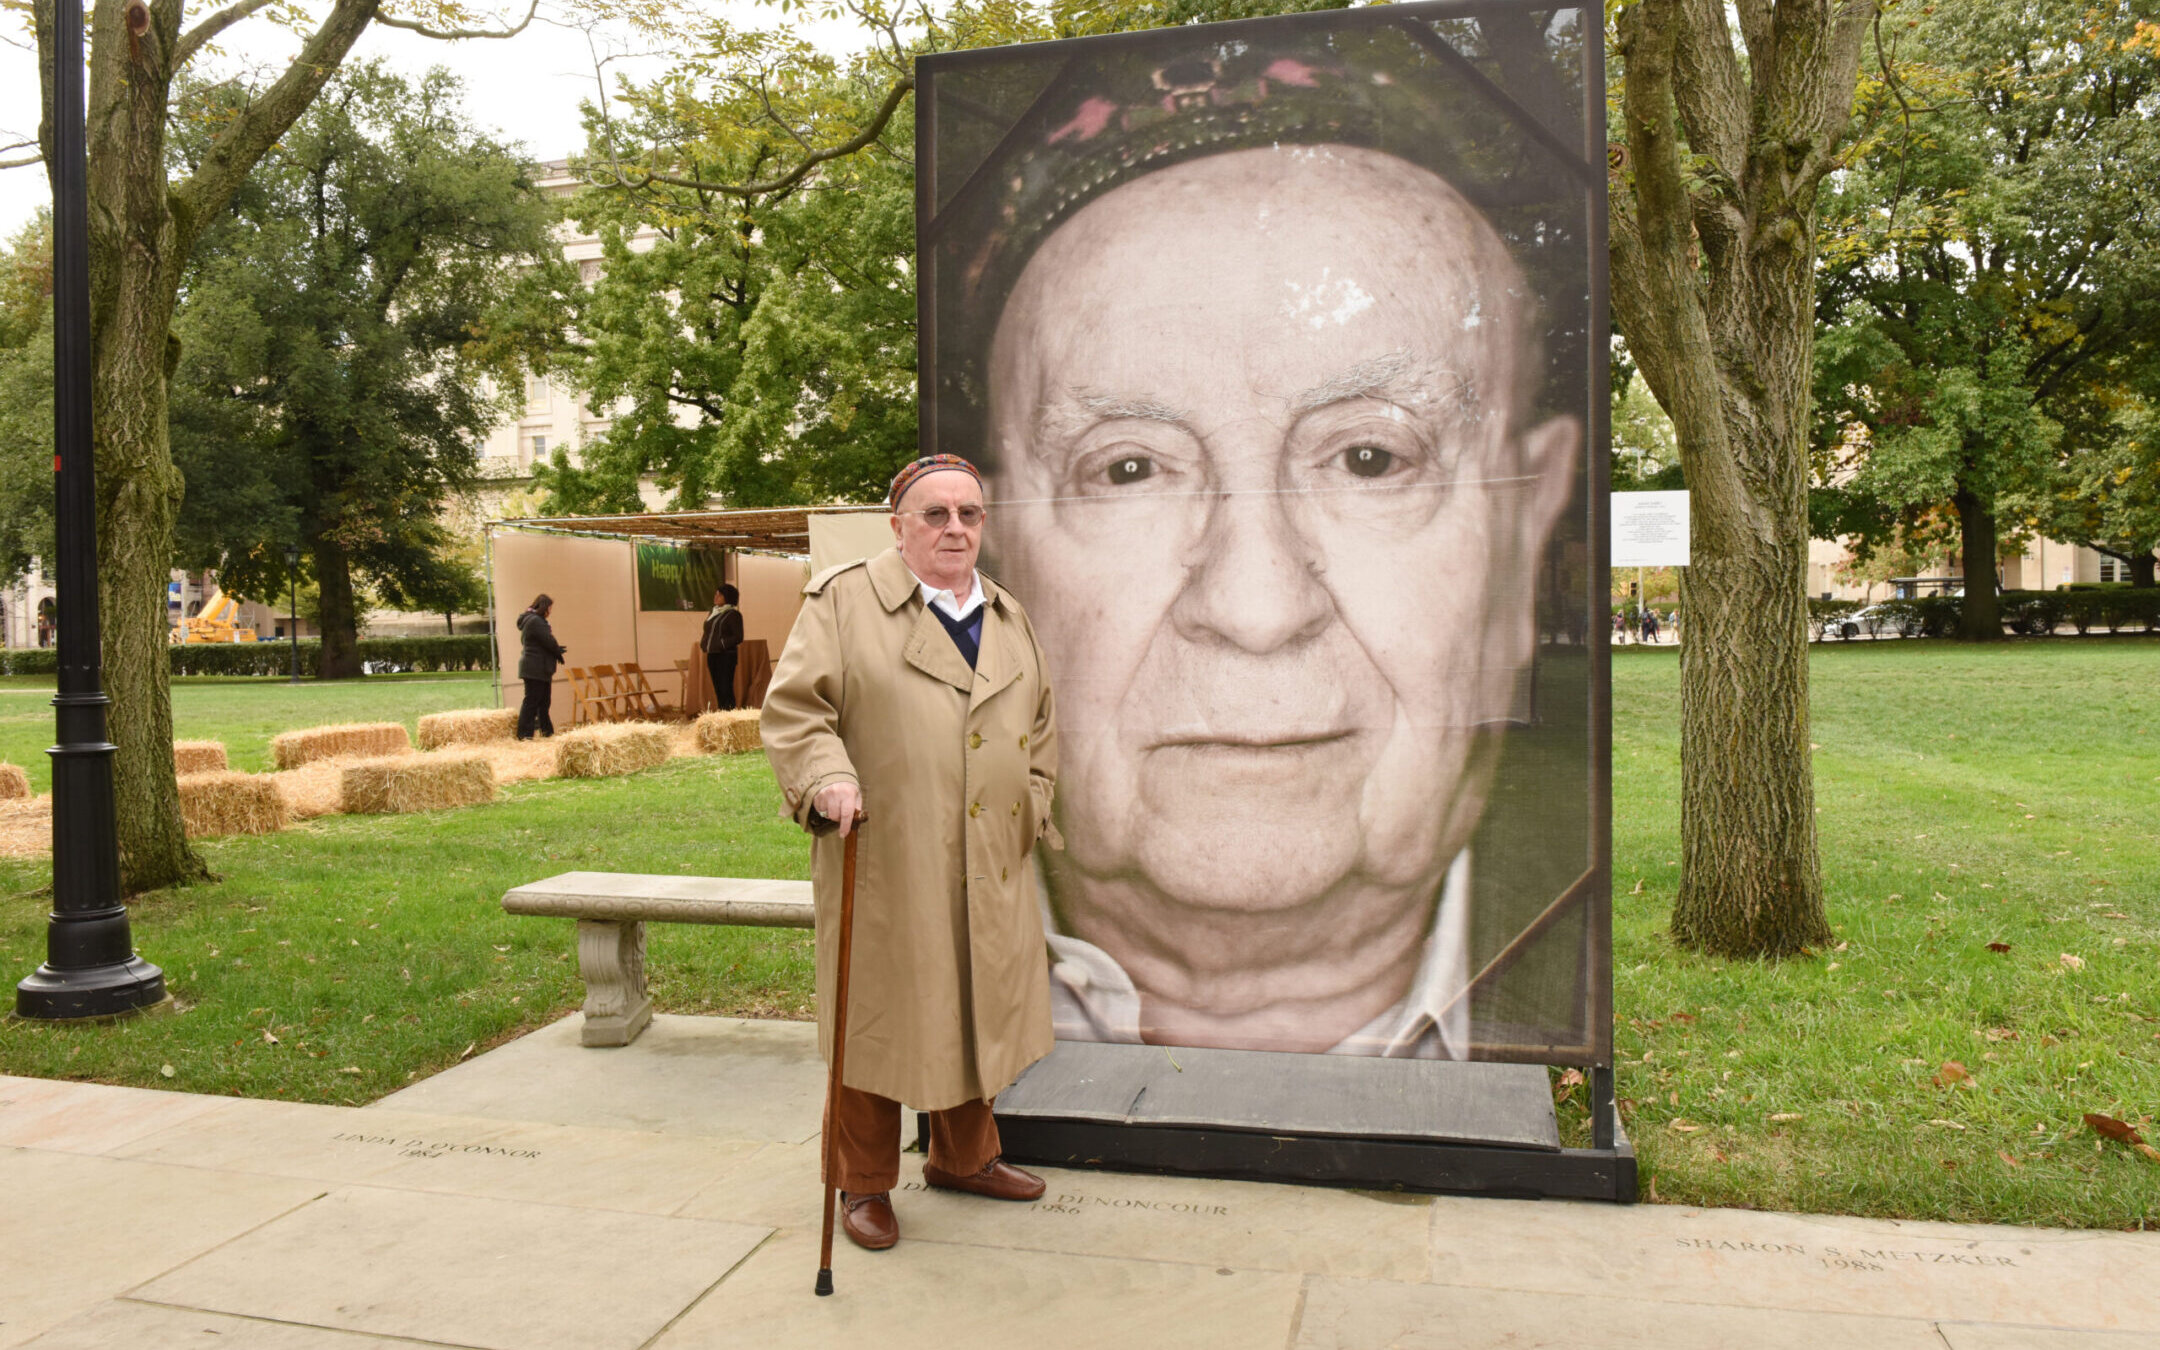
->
[760, 547, 1059, 1110]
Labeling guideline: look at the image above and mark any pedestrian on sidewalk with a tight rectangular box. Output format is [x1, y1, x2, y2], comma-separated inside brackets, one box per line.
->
[761, 453, 1061, 1253]
[700, 584, 744, 711]
[515, 594, 565, 740]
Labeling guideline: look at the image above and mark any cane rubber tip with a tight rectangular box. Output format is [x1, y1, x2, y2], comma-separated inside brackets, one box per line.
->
[815, 1269, 834, 1297]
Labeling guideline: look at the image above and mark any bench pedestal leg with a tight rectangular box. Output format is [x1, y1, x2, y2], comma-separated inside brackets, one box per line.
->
[577, 918, 652, 1047]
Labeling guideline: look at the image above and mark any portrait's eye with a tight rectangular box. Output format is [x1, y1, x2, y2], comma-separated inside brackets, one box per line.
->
[1343, 445, 1394, 479]
[1106, 455, 1155, 486]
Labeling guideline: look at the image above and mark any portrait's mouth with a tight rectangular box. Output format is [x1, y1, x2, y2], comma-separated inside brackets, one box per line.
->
[1152, 730, 1354, 752]
[1145, 728, 1368, 785]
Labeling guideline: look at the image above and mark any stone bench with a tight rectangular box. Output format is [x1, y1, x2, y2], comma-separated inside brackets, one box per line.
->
[502, 871, 813, 1047]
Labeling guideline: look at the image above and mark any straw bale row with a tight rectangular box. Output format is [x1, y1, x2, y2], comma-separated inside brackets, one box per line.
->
[554, 723, 672, 779]
[178, 772, 289, 837]
[694, 709, 762, 755]
[272, 722, 412, 769]
[0, 762, 29, 801]
[417, 708, 519, 750]
[341, 752, 497, 814]
[173, 740, 228, 774]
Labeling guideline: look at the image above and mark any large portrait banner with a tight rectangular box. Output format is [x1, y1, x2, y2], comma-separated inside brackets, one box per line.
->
[918, 2, 1610, 1103]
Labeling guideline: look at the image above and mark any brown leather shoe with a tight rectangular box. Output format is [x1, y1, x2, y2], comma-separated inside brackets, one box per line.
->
[921, 1157, 1046, 1201]
[839, 1191, 898, 1250]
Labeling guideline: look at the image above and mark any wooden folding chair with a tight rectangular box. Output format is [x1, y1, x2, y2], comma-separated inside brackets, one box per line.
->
[615, 662, 667, 720]
[584, 664, 633, 723]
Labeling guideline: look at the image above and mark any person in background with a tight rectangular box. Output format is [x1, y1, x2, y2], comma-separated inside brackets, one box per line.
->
[516, 594, 565, 740]
[1640, 608, 1660, 644]
[701, 583, 745, 711]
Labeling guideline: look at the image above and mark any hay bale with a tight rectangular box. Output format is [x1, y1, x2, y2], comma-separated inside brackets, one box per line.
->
[173, 740, 228, 774]
[554, 723, 672, 779]
[340, 752, 496, 815]
[694, 709, 763, 755]
[178, 772, 288, 837]
[417, 707, 519, 750]
[272, 722, 412, 769]
[0, 762, 29, 801]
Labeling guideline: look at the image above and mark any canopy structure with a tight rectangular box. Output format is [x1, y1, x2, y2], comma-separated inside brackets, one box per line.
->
[484, 504, 896, 726]
[493, 504, 885, 555]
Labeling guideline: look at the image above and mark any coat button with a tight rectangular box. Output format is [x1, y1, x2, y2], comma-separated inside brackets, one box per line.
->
[1010, 802, 1020, 817]
[969, 802, 981, 818]
[969, 732, 982, 749]
[1019, 734, 1028, 748]
[1001, 866, 1009, 882]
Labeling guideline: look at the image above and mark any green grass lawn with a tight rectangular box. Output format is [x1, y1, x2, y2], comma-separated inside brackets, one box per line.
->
[0, 672, 505, 791]
[1, 645, 2155, 1229]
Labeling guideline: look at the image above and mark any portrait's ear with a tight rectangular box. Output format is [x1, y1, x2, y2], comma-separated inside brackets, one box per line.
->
[1517, 414, 1580, 560]
[889, 512, 903, 543]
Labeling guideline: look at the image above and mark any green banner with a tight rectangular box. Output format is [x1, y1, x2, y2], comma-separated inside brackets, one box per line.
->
[635, 543, 726, 612]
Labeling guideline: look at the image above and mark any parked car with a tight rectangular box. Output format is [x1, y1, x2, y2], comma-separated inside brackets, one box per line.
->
[1840, 603, 1919, 639]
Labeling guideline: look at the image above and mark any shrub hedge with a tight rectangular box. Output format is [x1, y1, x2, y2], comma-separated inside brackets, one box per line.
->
[1808, 588, 2160, 640]
[0, 634, 494, 677]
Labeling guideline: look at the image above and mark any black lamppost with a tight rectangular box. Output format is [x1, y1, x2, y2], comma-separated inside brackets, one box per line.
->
[15, 0, 165, 1019]
[285, 545, 301, 684]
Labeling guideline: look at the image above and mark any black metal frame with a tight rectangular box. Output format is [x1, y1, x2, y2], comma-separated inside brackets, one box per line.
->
[15, 0, 166, 1020]
[916, 1, 1622, 1197]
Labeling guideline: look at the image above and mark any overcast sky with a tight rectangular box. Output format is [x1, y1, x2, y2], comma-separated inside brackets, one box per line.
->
[0, 1, 872, 242]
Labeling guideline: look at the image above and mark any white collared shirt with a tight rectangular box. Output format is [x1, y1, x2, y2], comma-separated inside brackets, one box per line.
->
[1038, 851, 1474, 1061]
[912, 568, 984, 623]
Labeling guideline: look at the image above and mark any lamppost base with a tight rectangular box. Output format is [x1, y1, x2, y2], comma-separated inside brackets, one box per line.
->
[15, 955, 166, 1020]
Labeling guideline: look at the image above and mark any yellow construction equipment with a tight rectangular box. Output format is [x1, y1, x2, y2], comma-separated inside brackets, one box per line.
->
[171, 588, 258, 644]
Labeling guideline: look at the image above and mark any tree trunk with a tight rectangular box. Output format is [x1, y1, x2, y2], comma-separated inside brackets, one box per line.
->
[314, 538, 363, 678]
[1953, 483, 2000, 641]
[1610, 1, 1865, 957]
[2124, 553, 2156, 589]
[77, 0, 206, 893]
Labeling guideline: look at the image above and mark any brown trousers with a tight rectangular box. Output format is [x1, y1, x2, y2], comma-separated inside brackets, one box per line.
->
[827, 1084, 1001, 1194]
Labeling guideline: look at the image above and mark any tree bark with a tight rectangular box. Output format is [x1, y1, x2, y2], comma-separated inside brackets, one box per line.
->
[1953, 483, 2000, 640]
[1609, 0, 1869, 957]
[313, 538, 363, 679]
[2134, 555, 2158, 589]
[38, 0, 379, 890]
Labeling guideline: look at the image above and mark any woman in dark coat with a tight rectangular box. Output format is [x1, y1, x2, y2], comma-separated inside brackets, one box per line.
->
[516, 594, 566, 739]
[700, 583, 745, 711]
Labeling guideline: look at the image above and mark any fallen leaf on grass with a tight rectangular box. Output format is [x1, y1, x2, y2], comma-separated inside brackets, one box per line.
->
[1769, 1112, 1803, 1122]
[2061, 953, 2086, 970]
[261, 1030, 279, 1046]
[1933, 1061, 1975, 1089]
[1927, 1119, 1967, 1131]
[1997, 1151, 2023, 1168]
[1669, 1119, 1702, 1133]
[1671, 1013, 1697, 1024]
[1629, 878, 1644, 895]
[2085, 1113, 2147, 1146]
[158, 1064, 174, 1079]
[458, 1042, 476, 1060]
[1983, 1027, 2019, 1042]
[1986, 942, 2012, 954]
[338, 1066, 363, 1075]
[1556, 1068, 1585, 1090]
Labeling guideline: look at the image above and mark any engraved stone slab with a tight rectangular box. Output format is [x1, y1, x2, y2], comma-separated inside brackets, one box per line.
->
[1425, 1196, 2160, 1332]
[371, 1014, 826, 1143]
[1295, 1276, 1951, 1350]
[997, 1039, 1561, 1147]
[645, 1228, 1301, 1350]
[0, 1147, 321, 1350]
[0, 1074, 227, 1157]
[20, 1301, 417, 1349]
[130, 1187, 769, 1350]
[108, 1099, 761, 1216]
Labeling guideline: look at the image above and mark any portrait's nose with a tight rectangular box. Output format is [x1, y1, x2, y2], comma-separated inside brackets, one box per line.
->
[1171, 487, 1332, 652]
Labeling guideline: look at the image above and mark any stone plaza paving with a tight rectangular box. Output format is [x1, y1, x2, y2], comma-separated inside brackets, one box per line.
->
[3, 1014, 2153, 1349]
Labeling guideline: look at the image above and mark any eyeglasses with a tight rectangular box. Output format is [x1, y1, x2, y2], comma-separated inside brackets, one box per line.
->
[896, 504, 986, 529]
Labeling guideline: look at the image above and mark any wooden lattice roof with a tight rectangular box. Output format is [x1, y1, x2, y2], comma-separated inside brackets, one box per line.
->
[491, 504, 884, 553]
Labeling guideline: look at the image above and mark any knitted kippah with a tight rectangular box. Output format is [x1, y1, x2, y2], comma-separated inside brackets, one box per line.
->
[888, 453, 984, 507]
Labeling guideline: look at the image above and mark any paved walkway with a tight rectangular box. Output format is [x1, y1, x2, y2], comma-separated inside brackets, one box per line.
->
[3, 1014, 2153, 1349]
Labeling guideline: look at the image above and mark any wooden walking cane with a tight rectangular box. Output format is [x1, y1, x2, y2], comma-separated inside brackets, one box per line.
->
[814, 823, 861, 1297]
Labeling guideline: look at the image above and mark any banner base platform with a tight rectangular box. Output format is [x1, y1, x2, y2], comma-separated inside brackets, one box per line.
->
[987, 1040, 1635, 1203]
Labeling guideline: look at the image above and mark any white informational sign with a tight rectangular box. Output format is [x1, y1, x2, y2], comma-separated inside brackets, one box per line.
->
[1611, 491, 1691, 567]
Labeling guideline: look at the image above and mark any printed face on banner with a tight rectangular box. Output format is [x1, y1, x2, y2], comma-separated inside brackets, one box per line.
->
[925, 10, 1601, 1062]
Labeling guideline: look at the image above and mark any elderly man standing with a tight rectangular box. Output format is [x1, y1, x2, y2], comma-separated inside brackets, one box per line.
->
[760, 454, 1060, 1252]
